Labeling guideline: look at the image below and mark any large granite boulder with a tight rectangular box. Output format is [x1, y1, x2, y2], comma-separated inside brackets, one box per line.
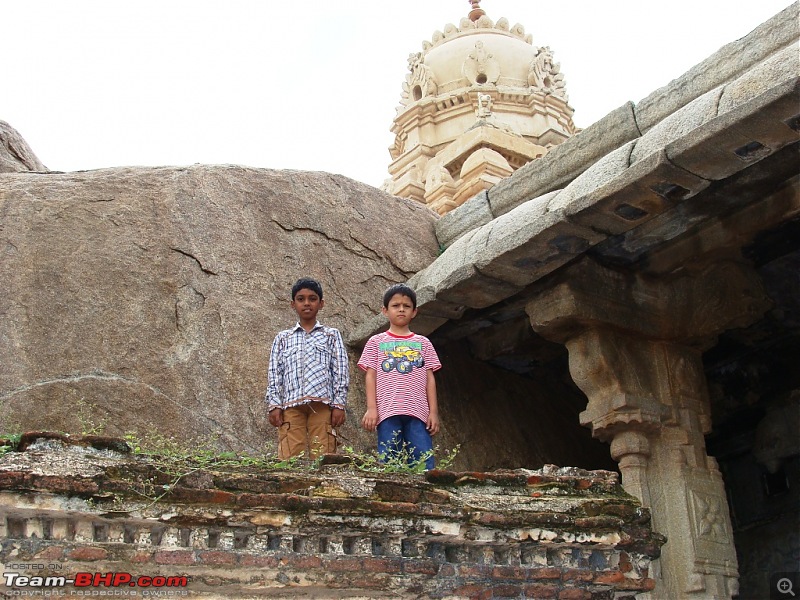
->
[0, 165, 439, 452]
[0, 120, 48, 173]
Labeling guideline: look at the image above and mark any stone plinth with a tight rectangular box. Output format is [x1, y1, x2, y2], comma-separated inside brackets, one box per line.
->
[0, 433, 663, 599]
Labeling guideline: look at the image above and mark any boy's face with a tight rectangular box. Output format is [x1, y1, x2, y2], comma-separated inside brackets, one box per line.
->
[382, 293, 417, 327]
[291, 288, 324, 322]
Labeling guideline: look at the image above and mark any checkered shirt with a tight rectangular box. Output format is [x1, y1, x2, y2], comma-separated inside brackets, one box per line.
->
[265, 322, 349, 410]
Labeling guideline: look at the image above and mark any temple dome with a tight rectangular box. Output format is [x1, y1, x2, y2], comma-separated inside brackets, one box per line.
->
[406, 18, 539, 104]
[432, 31, 533, 91]
[387, 1, 577, 215]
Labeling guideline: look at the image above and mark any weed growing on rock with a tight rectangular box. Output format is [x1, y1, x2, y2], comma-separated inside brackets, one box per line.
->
[76, 398, 107, 436]
[120, 430, 300, 506]
[0, 432, 22, 456]
[341, 441, 460, 474]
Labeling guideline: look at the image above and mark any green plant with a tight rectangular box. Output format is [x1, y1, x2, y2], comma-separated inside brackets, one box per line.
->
[119, 430, 306, 505]
[76, 398, 107, 436]
[341, 438, 460, 474]
[113, 429, 460, 506]
[0, 432, 22, 456]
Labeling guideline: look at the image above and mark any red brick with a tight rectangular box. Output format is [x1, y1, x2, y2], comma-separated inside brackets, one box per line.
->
[562, 569, 594, 582]
[373, 481, 422, 503]
[452, 585, 492, 600]
[18, 431, 70, 450]
[492, 565, 528, 580]
[37, 475, 99, 495]
[363, 557, 402, 574]
[403, 559, 439, 575]
[420, 489, 451, 504]
[197, 550, 236, 565]
[438, 563, 456, 577]
[0, 472, 28, 491]
[492, 584, 523, 597]
[324, 556, 363, 572]
[66, 547, 107, 561]
[558, 589, 592, 600]
[524, 583, 559, 599]
[131, 550, 154, 563]
[154, 550, 195, 565]
[530, 567, 562, 580]
[281, 555, 323, 569]
[167, 488, 235, 504]
[34, 546, 64, 561]
[618, 556, 633, 573]
[236, 493, 284, 508]
[474, 513, 518, 527]
[458, 563, 492, 578]
[239, 554, 279, 568]
[593, 571, 624, 585]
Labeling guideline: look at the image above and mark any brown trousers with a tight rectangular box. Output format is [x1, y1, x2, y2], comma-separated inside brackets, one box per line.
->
[278, 401, 336, 459]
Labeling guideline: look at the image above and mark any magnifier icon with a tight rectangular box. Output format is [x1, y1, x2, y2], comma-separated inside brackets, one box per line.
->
[778, 578, 796, 597]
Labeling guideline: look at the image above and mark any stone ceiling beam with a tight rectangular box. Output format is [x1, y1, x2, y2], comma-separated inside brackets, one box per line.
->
[528, 258, 771, 344]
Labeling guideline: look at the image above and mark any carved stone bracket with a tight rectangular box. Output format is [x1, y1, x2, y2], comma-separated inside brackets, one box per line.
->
[565, 328, 713, 441]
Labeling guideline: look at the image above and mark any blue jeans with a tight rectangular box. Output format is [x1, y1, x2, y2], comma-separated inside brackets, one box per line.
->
[377, 415, 434, 470]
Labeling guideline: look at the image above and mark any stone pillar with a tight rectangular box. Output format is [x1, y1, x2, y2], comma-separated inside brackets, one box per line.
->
[526, 258, 770, 599]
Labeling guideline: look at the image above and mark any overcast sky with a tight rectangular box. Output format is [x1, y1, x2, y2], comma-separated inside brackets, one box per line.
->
[4, 0, 793, 187]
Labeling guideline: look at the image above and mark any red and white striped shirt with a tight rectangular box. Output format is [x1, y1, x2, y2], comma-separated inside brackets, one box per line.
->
[357, 331, 441, 424]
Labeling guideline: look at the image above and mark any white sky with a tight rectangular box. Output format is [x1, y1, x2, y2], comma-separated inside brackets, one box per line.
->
[3, 0, 794, 187]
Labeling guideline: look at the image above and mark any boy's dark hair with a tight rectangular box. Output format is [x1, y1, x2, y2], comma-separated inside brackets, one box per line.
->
[383, 283, 417, 309]
[292, 278, 323, 300]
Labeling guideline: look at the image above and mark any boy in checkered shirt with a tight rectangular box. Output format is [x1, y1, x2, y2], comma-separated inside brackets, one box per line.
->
[266, 278, 349, 459]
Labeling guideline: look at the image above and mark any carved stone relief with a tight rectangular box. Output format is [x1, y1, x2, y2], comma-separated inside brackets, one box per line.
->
[528, 46, 568, 101]
[402, 52, 438, 105]
[686, 470, 738, 578]
[476, 93, 493, 118]
[463, 41, 500, 85]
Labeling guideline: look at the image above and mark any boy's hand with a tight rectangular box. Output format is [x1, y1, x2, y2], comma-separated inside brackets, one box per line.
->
[268, 408, 284, 427]
[361, 408, 378, 432]
[331, 407, 346, 427]
[427, 412, 440, 436]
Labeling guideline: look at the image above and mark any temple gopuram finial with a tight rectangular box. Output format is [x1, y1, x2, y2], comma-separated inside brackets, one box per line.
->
[468, 0, 486, 22]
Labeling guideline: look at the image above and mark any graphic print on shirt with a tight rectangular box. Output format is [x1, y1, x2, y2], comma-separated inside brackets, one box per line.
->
[379, 341, 425, 374]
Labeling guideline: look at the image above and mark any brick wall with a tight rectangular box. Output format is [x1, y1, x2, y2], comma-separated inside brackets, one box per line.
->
[0, 434, 663, 599]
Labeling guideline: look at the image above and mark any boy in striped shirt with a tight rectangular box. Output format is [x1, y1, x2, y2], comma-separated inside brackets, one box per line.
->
[266, 278, 349, 459]
[358, 283, 441, 470]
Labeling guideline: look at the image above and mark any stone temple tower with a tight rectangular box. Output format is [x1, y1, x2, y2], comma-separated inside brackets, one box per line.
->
[386, 0, 578, 215]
